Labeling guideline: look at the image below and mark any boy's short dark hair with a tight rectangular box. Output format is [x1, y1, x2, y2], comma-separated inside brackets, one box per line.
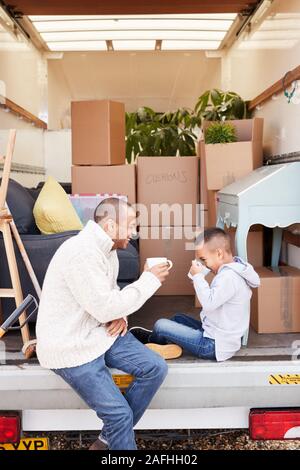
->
[196, 227, 232, 253]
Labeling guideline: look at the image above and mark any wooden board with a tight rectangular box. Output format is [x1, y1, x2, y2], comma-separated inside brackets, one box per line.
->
[6, 0, 260, 15]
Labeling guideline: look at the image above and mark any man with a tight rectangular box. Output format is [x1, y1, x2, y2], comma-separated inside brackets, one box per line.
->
[36, 198, 170, 450]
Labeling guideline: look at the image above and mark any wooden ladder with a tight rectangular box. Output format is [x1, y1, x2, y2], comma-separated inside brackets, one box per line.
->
[0, 130, 30, 344]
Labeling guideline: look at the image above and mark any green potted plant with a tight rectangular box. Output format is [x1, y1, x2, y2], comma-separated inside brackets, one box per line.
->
[194, 89, 249, 123]
[204, 122, 237, 144]
[126, 107, 200, 227]
[126, 90, 250, 164]
[125, 106, 200, 164]
[193, 88, 263, 192]
[201, 117, 264, 191]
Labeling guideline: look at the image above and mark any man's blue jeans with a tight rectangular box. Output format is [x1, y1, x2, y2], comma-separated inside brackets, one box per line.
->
[149, 313, 216, 360]
[52, 332, 168, 450]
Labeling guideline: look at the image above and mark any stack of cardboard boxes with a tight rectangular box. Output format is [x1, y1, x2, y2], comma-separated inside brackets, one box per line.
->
[198, 118, 264, 228]
[196, 118, 300, 333]
[195, 118, 265, 308]
[71, 100, 136, 204]
[137, 156, 200, 295]
[70, 106, 300, 333]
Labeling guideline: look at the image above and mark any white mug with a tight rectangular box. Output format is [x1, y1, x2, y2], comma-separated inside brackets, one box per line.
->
[187, 260, 211, 279]
[146, 257, 173, 271]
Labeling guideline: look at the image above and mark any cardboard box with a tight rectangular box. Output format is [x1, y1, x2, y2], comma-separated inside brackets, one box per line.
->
[197, 141, 219, 225]
[227, 228, 264, 267]
[137, 157, 199, 226]
[72, 164, 136, 204]
[199, 188, 222, 227]
[251, 266, 300, 333]
[139, 226, 197, 295]
[71, 100, 125, 166]
[201, 118, 264, 191]
[207, 190, 218, 226]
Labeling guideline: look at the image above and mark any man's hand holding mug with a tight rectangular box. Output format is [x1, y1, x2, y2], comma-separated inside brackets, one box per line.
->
[144, 257, 173, 283]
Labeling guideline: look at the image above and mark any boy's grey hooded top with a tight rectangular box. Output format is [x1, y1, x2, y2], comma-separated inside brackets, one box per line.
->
[193, 257, 260, 361]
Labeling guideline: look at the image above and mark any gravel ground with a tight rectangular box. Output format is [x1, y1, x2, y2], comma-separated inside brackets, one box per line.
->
[23, 430, 300, 450]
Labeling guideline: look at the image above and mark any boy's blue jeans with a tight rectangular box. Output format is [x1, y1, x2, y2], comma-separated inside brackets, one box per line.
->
[52, 332, 168, 450]
[149, 313, 216, 360]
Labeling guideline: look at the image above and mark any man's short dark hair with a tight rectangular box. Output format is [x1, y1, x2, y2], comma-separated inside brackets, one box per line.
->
[196, 227, 232, 253]
[94, 198, 134, 224]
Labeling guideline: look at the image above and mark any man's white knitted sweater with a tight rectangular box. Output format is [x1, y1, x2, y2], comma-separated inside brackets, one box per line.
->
[36, 220, 161, 369]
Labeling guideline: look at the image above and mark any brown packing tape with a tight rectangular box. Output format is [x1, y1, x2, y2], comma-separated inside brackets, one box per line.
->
[280, 275, 293, 330]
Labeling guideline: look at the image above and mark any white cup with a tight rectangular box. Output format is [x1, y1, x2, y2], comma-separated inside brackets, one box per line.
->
[146, 257, 173, 271]
[187, 260, 211, 279]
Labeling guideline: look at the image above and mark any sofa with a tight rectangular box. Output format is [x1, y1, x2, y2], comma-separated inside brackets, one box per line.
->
[0, 179, 140, 320]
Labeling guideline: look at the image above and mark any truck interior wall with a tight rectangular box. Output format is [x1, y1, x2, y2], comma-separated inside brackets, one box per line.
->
[45, 51, 221, 181]
[47, 51, 221, 130]
[221, 0, 300, 157]
[0, 127, 45, 187]
[0, 32, 46, 186]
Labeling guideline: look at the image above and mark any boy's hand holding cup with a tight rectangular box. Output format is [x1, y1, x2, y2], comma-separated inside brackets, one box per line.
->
[188, 259, 208, 279]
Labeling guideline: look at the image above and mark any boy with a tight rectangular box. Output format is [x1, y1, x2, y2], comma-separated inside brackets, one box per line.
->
[130, 228, 260, 362]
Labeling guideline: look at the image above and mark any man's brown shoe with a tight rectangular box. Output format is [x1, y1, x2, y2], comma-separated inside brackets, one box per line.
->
[89, 438, 108, 450]
[146, 343, 182, 360]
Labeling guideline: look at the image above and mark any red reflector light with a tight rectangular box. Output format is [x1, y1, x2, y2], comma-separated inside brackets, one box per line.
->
[0, 415, 20, 443]
[250, 408, 300, 440]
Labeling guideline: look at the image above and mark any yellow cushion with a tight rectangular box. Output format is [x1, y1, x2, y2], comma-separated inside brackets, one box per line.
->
[33, 176, 83, 234]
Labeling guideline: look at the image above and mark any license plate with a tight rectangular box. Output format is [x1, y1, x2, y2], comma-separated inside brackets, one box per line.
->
[0, 438, 49, 450]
